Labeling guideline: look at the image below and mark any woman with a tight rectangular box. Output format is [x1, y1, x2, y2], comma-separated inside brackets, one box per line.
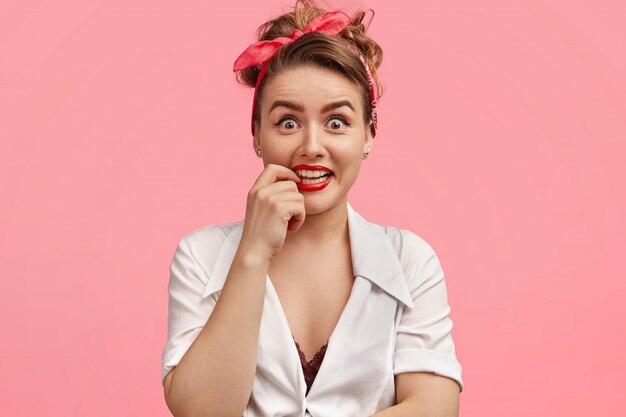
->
[160, 1, 463, 416]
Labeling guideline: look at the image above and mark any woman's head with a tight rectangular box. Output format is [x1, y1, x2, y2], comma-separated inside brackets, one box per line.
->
[234, 0, 383, 137]
[233, 0, 384, 213]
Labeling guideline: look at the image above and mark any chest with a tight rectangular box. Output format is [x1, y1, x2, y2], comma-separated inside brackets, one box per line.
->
[250, 263, 403, 416]
[268, 246, 355, 361]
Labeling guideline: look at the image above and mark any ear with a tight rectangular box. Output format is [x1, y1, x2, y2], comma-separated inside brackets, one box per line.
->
[364, 122, 374, 152]
[252, 123, 260, 153]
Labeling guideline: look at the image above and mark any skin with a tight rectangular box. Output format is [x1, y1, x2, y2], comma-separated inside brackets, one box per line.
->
[253, 64, 374, 248]
[163, 64, 460, 417]
[253, 65, 372, 363]
[253, 65, 460, 416]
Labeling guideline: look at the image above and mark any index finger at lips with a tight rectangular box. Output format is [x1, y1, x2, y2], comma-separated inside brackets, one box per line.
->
[254, 164, 301, 187]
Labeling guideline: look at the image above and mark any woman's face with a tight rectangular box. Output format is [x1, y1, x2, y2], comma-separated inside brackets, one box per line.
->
[253, 65, 373, 215]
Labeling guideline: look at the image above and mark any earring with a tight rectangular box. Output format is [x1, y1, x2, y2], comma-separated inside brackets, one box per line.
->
[256, 149, 262, 156]
[363, 149, 370, 158]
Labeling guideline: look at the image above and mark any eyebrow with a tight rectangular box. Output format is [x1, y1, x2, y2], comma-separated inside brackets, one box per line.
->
[269, 100, 355, 114]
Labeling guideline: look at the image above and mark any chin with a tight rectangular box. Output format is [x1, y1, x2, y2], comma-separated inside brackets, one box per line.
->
[302, 198, 327, 214]
[303, 192, 347, 214]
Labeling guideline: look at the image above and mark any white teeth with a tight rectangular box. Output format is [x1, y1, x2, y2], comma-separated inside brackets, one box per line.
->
[296, 169, 331, 178]
[301, 176, 330, 184]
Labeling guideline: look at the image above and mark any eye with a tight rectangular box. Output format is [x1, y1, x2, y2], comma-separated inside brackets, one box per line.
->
[275, 116, 299, 130]
[327, 116, 350, 130]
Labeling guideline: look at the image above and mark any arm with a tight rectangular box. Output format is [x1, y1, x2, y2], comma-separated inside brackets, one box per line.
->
[369, 372, 460, 417]
[164, 238, 270, 417]
[163, 165, 304, 417]
[372, 232, 463, 416]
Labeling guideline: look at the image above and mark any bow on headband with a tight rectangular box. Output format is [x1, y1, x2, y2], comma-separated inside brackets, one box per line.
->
[233, 10, 378, 138]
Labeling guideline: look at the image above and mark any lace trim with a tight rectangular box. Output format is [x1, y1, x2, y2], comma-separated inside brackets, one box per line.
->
[292, 335, 329, 394]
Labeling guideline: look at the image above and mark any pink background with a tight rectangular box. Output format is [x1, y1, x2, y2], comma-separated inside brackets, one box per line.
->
[1, 0, 624, 416]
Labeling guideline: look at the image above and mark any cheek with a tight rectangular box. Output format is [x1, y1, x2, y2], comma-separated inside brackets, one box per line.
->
[261, 142, 297, 165]
[342, 147, 366, 166]
[337, 154, 364, 178]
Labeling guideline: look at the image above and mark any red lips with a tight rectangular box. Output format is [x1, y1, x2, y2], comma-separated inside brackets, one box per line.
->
[292, 164, 334, 192]
[291, 164, 333, 173]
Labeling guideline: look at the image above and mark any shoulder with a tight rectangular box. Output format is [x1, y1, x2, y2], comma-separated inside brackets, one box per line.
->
[180, 219, 243, 251]
[378, 222, 438, 264]
[372, 222, 449, 300]
[175, 219, 244, 278]
[371, 221, 441, 286]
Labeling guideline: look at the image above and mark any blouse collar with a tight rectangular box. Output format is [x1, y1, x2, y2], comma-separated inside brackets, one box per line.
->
[202, 202, 413, 309]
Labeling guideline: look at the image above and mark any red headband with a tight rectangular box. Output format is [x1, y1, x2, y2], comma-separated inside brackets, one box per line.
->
[233, 10, 378, 138]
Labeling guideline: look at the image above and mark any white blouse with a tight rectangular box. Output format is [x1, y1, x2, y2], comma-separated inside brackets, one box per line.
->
[161, 202, 464, 417]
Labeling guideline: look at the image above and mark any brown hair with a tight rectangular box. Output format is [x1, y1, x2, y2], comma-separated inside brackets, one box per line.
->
[235, 0, 384, 131]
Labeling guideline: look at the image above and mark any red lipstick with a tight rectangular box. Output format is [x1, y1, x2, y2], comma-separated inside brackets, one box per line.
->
[291, 164, 333, 173]
[292, 164, 334, 192]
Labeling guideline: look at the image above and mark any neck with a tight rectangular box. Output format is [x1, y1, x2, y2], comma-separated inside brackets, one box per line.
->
[284, 199, 349, 248]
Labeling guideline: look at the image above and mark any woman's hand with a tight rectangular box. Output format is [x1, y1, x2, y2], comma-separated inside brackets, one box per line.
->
[239, 163, 305, 262]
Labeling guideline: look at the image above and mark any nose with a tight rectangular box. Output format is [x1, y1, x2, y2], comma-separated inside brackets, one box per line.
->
[299, 124, 326, 158]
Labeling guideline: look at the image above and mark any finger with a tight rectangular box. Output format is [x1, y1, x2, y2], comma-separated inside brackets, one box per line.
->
[261, 180, 302, 195]
[285, 202, 306, 233]
[262, 191, 303, 213]
[253, 164, 302, 187]
[270, 191, 304, 203]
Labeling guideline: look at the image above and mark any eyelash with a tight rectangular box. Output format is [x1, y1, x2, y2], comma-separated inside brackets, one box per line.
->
[275, 115, 351, 129]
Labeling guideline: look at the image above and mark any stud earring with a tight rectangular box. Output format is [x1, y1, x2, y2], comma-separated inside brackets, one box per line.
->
[363, 149, 370, 158]
[256, 149, 262, 156]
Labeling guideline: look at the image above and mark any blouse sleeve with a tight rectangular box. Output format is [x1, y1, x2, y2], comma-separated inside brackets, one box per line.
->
[160, 236, 217, 385]
[393, 236, 464, 392]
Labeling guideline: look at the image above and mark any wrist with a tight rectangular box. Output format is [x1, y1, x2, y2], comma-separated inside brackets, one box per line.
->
[234, 242, 272, 270]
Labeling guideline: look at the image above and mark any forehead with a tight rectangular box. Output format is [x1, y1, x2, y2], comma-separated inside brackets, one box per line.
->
[262, 66, 363, 109]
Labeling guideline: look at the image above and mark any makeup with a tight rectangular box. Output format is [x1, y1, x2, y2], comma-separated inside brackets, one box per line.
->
[292, 164, 334, 192]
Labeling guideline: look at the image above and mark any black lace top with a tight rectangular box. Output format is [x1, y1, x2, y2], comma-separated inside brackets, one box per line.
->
[292, 335, 329, 395]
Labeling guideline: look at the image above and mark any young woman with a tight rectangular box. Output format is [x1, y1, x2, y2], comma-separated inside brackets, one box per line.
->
[161, 1, 463, 416]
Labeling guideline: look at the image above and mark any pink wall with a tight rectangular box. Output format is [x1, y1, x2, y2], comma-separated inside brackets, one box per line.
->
[1, 0, 624, 416]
